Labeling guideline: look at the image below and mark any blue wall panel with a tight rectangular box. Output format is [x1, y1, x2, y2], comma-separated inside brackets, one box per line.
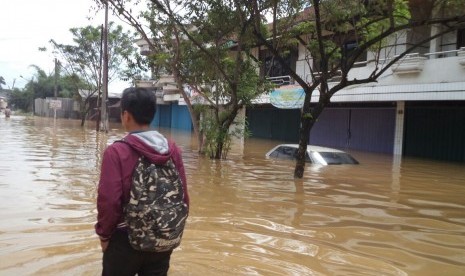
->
[309, 107, 395, 153]
[350, 108, 395, 153]
[150, 104, 192, 131]
[311, 108, 350, 148]
[150, 104, 171, 128]
[171, 105, 192, 131]
[150, 109, 160, 128]
[158, 105, 172, 128]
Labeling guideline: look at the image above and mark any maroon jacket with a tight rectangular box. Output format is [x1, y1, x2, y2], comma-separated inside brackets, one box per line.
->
[95, 131, 189, 241]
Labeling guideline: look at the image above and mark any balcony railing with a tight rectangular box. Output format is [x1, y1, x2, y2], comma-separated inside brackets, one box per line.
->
[267, 75, 294, 86]
[305, 70, 343, 84]
[424, 47, 465, 59]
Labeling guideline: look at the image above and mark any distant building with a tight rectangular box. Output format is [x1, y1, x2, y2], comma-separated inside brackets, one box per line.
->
[134, 40, 193, 132]
[0, 96, 7, 111]
[0, 90, 9, 111]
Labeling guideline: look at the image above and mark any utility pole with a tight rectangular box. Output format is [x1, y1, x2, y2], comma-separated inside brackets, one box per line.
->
[101, 1, 109, 132]
[54, 58, 58, 98]
[96, 24, 104, 132]
[53, 58, 59, 120]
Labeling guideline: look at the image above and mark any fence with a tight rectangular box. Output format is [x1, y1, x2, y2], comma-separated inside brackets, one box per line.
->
[34, 98, 81, 119]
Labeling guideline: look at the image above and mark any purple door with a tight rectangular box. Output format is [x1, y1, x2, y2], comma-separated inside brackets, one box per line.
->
[310, 107, 395, 153]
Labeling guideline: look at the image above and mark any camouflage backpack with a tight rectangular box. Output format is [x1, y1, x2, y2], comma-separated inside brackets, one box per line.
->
[124, 148, 188, 252]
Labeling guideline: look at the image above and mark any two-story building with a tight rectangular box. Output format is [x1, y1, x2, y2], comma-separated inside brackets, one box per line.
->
[246, 7, 465, 163]
[135, 6, 465, 163]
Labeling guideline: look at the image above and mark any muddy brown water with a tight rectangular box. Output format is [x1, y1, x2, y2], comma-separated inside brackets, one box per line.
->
[0, 116, 464, 276]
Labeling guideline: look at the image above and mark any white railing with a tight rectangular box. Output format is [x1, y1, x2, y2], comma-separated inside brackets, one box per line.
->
[305, 70, 343, 83]
[424, 48, 464, 59]
[267, 75, 294, 85]
[263, 47, 465, 87]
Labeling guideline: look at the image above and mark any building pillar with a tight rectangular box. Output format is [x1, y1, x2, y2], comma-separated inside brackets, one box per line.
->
[229, 107, 246, 155]
[429, 24, 441, 56]
[393, 101, 405, 155]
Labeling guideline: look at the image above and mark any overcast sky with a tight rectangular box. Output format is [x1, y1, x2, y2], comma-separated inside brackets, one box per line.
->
[0, 0, 133, 95]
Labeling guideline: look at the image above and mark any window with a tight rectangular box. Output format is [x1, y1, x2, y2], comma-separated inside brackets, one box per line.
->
[259, 48, 297, 82]
[342, 40, 367, 68]
[316, 152, 359, 165]
[269, 146, 311, 162]
[313, 40, 367, 73]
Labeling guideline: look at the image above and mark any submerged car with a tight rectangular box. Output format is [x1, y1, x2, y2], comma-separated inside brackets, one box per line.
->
[265, 144, 359, 165]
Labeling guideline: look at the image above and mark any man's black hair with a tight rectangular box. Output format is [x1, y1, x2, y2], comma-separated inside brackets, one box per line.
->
[120, 87, 157, 125]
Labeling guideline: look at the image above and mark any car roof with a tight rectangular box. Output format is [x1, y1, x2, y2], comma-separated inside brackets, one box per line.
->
[275, 144, 345, 153]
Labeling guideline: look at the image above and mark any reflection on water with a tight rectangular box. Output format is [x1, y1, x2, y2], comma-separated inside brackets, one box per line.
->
[1, 116, 465, 275]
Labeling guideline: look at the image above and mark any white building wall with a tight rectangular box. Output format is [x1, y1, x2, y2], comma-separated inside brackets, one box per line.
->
[296, 42, 312, 82]
[290, 27, 465, 104]
[367, 31, 409, 61]
[0, 97, 7, 109]
[327, 49, 465, 103]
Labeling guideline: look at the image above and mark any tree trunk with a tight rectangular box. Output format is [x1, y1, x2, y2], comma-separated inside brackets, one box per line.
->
[294, 95, 327, 178]
[211, 109, 238, 159]
[196, 118, 205, 153]
[80, 106, 87, 127]
[80, 98, 90, 127]
[294, 92, 313, 178]
[174, 75, 203, 152]
[214, 139, 223, 159]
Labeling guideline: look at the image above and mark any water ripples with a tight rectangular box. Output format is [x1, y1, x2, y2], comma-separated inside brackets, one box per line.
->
[1, 117, 465, 275]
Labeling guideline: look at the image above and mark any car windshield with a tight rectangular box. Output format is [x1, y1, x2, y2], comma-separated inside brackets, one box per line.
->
[268, 146, 311, 162]
[317, 152, 359, 165]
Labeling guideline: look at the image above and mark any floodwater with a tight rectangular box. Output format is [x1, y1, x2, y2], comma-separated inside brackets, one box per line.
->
[1, 116, 465, 276]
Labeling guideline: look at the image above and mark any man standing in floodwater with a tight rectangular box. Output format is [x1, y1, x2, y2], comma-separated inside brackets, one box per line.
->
[4, 106, 11, 118]
[95, 87, 189, 276]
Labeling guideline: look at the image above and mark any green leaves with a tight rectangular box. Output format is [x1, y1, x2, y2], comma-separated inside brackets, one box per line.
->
[357, 0, 410, 43]
[49, 22, 144, 92]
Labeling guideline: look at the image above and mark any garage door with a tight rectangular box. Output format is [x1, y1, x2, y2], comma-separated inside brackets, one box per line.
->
[311, 108, 395, 153]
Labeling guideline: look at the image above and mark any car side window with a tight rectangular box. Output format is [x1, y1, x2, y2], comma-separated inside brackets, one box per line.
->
[270, 146, 294, 160]
[268, 148, 279, 157]
[319, 152, 359, 164]
[278, 146, 295, 160]
[270, 146, 311, 162]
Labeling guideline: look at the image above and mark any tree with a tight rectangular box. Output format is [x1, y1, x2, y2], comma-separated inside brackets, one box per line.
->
[97, 0, 206, 150]
[47, 23, 145, 126]
[8, 88, 31, 112]
[8, 65, 83, 112]
[98, 0, 271, 158]
[241, 0, 465, 178]
[0, 76, 5, 90]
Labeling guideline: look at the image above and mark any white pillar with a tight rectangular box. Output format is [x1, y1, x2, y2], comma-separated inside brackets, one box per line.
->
[393, 101, 405, 155]
[429, 24, 441, 56]
[229, 107, 246, 155]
